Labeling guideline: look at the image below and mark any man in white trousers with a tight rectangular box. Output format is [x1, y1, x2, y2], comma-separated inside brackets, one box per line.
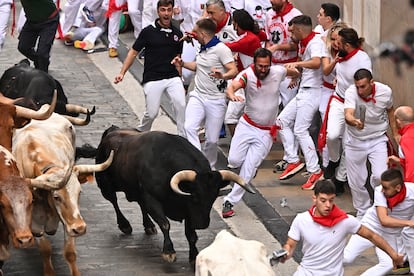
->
[264, 0, 302, 172]
[221, 48, 300, 218]
[344, 168, 414, 275]
[344, 68, 398, 219]
[323, 27, 372, 194]
[171, 17, 237, 169]
[276, 15, 324, 190]
[105, 0, 143, 57]
[114, 0, 186, 136]
[0, 0, 12, 52]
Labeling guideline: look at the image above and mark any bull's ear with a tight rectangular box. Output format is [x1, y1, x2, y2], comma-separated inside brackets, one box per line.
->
[78, 172, 95, 184]
[14, 117, 31, 128]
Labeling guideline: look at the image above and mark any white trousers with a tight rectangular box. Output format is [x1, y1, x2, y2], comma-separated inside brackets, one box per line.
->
[141, 0, 157, 29]
[62, 0, 82, 35]
[344, 230, 397, 276]
[105, 0, 142, 48]
[0, 1, 11, 51]
[344, 133, 388, 218]
[223, 117, 273, 205]
[139, 77, 186, 136]
[277, 87, 321, 173]
[72, 25, 103, 44]
[319, 86, 334, 167]
[402, 225, 414, 273]
[185, 91, 227, 169]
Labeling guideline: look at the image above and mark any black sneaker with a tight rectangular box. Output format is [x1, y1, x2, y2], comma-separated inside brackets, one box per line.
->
[333, 177, 346, 196]
[323, 160, 340, 179]
[273, 160, 288, 172]
[391, 260, 410, 275]
[222, 201, 234, 218]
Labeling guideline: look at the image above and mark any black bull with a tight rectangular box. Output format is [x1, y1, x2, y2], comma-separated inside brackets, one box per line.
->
[95, 126, 255, 264]
[0, 59, 94, 116]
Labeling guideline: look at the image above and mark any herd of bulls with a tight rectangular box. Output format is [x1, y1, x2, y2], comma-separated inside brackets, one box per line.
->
[0, 60, 256, 275]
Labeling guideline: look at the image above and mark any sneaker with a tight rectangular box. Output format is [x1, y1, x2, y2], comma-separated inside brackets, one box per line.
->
[391, 260, 410, 275]
[332, 177, 346, 195]
[279, 161, 305, 180]
[222, 201, 234, 218]
[81, 5, 96, 23]
[274, 160, 288, 172]
[323, 160, 340, 179]
[109, 48, 118, 58]
[301, 169, 324, 190]
[74, 40, 85, 49]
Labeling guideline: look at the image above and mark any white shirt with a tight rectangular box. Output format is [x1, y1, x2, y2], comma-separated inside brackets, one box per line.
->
[344, 81, 393, 140]
[289, 211, 361, 276]
[299, 33, 324, 88]
[237, 65, 286, 125]
[194, 42, 234, 100]
[265, 7, 302, 64]
[362, 184, 414, 235]
[335, 50, 372, 98]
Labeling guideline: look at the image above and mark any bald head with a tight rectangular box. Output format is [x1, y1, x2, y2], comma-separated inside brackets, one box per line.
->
[395, 106, 414, 127]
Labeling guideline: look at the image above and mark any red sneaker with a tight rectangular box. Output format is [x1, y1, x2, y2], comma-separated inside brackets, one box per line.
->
[279, 161, 305, 180]
[301, 170, 324, 190]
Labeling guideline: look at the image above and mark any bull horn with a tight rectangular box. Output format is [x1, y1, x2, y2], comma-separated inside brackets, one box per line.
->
[73, 150, 114, 173]
[219, 170, 256, 194]
[170, 170, 197, 196]
[29, 166, 69, 190]
[0, 93, 24, 104]
[89, 106, 96, 115]
[65, 104, 93, 115]
[63, 110, 91, 126]
[15, 90, 57, 120]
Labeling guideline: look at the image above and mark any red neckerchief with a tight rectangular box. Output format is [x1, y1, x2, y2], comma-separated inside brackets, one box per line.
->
[271, 2, 294, 22]
[308, 205, 348, 227]
[387, 183, 407, 210]
[216, 12, 230, 33]
[299, 31, 317, 55]
[250, 64, 262, 88]
[359, 83, 376, 104]
[338, 47, 361, 62]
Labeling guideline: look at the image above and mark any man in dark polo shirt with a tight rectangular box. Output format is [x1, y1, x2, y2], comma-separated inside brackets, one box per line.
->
[114, 0, 186, 137]
[18, 0, 59, 73]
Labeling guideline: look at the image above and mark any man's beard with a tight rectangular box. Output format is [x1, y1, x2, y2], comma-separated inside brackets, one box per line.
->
[338, 50, 348, 57]
[272, 3, 284, 12]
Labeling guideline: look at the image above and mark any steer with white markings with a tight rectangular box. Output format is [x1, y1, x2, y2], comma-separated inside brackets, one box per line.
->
[0, 93, 60, 272]
[12, 113, 113, 276]
[94, 126, 255, 264]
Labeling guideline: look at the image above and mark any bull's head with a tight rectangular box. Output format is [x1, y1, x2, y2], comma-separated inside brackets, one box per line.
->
[0, 177, 34, 249]
[50, 151, 114, 237]
[169, 170, 255, 229]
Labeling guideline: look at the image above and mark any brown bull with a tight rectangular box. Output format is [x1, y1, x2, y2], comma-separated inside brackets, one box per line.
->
[13, 112, 113, 276]
[0, 92, 62, 271]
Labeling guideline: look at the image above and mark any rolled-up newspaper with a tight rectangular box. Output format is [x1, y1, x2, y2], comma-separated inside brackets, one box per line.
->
[359, 105, 366, 124]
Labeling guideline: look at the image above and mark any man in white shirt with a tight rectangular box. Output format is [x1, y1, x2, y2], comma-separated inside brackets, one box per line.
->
[280, 179, 404, 276]
[344, 68, 398, 218]
[344, 168, 414, 275]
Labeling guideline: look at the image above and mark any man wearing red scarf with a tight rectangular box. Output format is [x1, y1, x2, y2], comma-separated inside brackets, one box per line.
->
[344, 168, 414, 275]
[388, 106, 414, 182]
[322, 27, 372, 194]
[344, 69, 398, 219]
[280, 179, 403, 276]
[276, 15, 324, 190]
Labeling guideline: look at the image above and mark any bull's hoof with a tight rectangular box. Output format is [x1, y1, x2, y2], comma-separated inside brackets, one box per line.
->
[118, 224, 132, 235]
[144, 227, 157, 235]
[161, 252, 176, 263]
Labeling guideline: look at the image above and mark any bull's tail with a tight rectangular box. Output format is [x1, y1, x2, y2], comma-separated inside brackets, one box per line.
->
[76, 143, 97, 160]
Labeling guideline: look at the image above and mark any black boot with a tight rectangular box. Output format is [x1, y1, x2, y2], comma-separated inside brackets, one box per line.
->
[333, 177, 346, 196]
[324, 160, 340, 179]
